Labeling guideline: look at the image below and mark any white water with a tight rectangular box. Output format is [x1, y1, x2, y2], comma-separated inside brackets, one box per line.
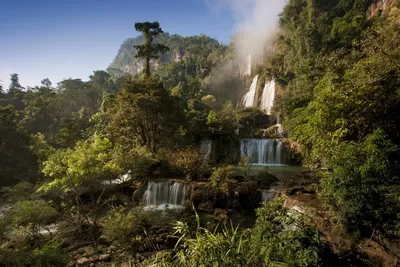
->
[240, 139, 286, 165]
[260, 80, 275, 115]
[246, 54, 252, 76]
[143, 181, 186, 210]
[200, 139, 212, 160]
[261, 184, 280, 202]
[241, 75, 259, 108]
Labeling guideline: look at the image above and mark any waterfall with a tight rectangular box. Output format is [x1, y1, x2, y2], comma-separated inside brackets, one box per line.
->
[200, 139, 212, 159]
[143, 181, 186, 210]
[240, 139, 286, 165]
[260, 80, 275, 115]
[261, 184, 280, 202]
[241, 75, 259, 108]
[246, 54, 252, 76]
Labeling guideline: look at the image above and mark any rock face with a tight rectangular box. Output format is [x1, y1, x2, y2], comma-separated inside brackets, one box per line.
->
[368, 0, 393, 16]
[108, 33, 224, 77]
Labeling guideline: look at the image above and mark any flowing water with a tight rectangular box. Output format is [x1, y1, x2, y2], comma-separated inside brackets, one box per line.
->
[240, 138, 286, 165]
[260, 80, 275, 115]
[261, 184, 280, 202]
[241, 75, 259, 108]
[200, 139, 212, 160]
[143, 181, 186, 210]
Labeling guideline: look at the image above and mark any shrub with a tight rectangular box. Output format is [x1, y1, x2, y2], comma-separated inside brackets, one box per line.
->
[209, 165, 234, 194]
[169, 147, 208, 180]
[31, 240, 70, 267]
[9, 200, 57, 238]
[101, 207, 148, 245]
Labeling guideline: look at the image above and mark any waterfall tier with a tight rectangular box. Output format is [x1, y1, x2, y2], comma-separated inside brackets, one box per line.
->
[241, 75, 259, 108]
[261, 184, 280, 202]
[240, 138, 286, 165]
[260, 80, 275, 115]
[143, 181, 186, 210]
[200, 139, 212, 159]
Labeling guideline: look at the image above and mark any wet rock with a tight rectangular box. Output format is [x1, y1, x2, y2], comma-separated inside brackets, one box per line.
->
[216, 213, 228, 224]
[98, 254, 111, 261]
[198, 201, 213, 213]
[214, 208, 228, 216]
[76, 257, 94, 266]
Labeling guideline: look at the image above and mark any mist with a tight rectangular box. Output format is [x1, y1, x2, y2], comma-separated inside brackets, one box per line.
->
[207, 0, 287, 61]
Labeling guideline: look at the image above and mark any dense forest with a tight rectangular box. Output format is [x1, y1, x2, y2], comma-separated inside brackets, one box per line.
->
[0, 0, 399, 266]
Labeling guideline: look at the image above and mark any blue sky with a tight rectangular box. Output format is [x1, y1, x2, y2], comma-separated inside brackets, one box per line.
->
[0, 0, 236, 88]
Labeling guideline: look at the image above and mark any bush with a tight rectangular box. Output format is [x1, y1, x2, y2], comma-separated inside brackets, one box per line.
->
[209, 165, 234, 194]
[31, 240, 70, 267]
[101, 207, 148, 245]
[169, 147, 208, 180]
[9, 200, 57, 237]
[321, 130, 400, 234]
[147, 198, 331, 266]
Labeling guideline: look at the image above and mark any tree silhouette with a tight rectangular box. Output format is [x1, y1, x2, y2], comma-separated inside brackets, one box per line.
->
[134, 21, 169, 77]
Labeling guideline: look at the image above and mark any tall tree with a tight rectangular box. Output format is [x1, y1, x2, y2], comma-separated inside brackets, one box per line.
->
[41, 78, 52, 88]
[134, 21, 169, 77]
[9, 73, 24, 90]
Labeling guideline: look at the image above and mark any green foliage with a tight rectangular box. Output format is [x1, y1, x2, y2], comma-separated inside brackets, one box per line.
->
[148, 198, 330, 266]
[0, 105, 38, 186]
[41, 135, 120, 225]
[206, 102, 237, 134]
[112, 144, 158, 181]
[210, 165, 234, 194]
[101, 207, 148, 245]
[108, 77, 185, 152]
[169, 147, 208, 181]
[9, 200, 57, 237]
[321, 129, 400, 233]
[134, 21, 169, 77]
[31, 240, 70, 267]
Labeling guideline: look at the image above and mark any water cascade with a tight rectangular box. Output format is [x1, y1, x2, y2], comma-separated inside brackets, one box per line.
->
[241, 75, 259, 108]
[246, 54, 252, 76]
[200, 139, 212, 159]
[143, 181, 186, 210]
[240, 139, 286, 165]
[261, 184, 280, 202]
[260, 80, 275, 115]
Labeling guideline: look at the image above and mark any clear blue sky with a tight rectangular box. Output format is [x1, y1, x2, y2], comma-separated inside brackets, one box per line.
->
[0, 0, 235, 88]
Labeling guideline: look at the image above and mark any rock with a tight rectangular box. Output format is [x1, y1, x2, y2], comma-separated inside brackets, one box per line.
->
[76, 257, 94, 266]
[98, 254, 111, 261]
[90, 263, 95, 267]
[216, 213, 228, 224]
[214, 208, 228, 216]
[97, 235, 109, 245]
[198, 201, 213, 213]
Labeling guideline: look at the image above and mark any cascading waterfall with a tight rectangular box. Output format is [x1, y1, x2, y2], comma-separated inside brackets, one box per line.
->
[241, 75, 259, 108]
[260, 80, 275, 115]
[200, 139, 212, 159]
[261, 184, 280, 202]
[143, 181, 186, 210]
[246, 54, 252, 76]
[240, 139, 286, 165]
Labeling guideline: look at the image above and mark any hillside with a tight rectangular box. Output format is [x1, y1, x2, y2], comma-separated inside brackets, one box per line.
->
[107, 33, 227, 77]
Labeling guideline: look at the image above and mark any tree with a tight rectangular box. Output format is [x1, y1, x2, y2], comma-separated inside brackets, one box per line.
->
[40, 78, 52, 88]
[108, 78, 184, 152]
[41, 136, 121, 228]
[9, 73, 24, 90]
[134, 21, 169, 77]
[0, 105, 38, 186]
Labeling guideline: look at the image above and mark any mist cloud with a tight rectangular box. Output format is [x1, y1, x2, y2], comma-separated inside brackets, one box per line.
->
[206, 0, 287, 60]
